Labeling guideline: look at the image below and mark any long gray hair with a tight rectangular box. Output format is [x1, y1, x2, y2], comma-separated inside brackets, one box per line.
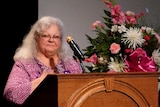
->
[13, 16, 68, 61]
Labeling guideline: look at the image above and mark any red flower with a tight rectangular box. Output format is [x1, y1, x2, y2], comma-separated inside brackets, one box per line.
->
[140, 12, 145, 16]
[125, 48, 132, 54]
[144, 35, 150, 41]
[144, 42, 148, 46]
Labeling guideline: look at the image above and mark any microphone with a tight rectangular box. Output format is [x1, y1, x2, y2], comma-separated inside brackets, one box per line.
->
[66, 36, 85, 60]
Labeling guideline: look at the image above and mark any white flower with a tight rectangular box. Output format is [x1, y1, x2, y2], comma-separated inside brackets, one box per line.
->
[98, 56, 107, 64]
[108, 57, 127, 72]
[121, 27, 145, 49]
[91, 63, 97, 70]
[141, 26, 155, 35]
[141, 26, 146, 30]
[125, 11, 135, 16]
[152, 48, 160, 67]
[111, 25, 118, 32]
[118, 24, 127, 33]
[98, 57, 104, 61]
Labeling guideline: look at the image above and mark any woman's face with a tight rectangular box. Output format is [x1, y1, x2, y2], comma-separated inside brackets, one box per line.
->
[36, 24, 62, 57]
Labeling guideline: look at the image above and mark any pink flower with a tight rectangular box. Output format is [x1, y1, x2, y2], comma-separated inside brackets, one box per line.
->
[130, 17, 137, 24]
[91, 20, 104, 30]
[110, 43, 121, 54]
[112, 5, 121, 14]
[84, 53, 98, 64]
[155, 33, 160, 43]
[125, 16, 137, 24]
[125, 11, 137, 25]
[124, 48, 157, 72]
[105, 1, 113, 9]
[111, 8, 125, 24]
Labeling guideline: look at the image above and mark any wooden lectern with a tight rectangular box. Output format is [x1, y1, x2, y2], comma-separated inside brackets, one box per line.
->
[22, 72, 160, 107]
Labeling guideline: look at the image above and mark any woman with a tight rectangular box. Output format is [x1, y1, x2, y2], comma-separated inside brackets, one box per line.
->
[3, 16, 83, 105]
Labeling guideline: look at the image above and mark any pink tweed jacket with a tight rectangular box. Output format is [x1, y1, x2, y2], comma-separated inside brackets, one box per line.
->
[3, 57, 82, 104]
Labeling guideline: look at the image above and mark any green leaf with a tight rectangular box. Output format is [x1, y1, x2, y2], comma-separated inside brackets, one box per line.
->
[104, 10, 111, 17]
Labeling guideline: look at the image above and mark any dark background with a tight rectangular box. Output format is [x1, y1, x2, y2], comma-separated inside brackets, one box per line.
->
[1, 1, 38, 106]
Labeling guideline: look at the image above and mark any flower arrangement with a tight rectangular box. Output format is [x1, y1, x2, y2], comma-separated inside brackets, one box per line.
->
[83, 0, 160, 73]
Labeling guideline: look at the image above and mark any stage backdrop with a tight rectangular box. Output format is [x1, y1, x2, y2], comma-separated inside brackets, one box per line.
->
[38, 0, 160, 57]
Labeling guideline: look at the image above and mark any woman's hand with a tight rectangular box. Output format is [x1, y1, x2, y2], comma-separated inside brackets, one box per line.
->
[31, 69, 55, 94]
[40, 69, 55, 78]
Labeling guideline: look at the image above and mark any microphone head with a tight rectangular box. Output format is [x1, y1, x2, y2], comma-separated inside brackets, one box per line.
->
[66, 35, 85, 60]
[66, 36, 73, 43]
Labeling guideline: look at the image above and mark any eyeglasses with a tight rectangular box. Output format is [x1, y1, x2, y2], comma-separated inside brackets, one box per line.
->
[39, 34, 62, 40]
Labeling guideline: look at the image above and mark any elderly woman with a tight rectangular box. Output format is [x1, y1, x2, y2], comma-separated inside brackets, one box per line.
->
[3, 16, 83, 105]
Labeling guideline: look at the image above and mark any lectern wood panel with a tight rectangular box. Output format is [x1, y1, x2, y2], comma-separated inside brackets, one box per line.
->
[22, 72, 160, 107]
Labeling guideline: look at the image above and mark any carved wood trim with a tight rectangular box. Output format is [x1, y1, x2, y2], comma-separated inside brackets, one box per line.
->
[65, 78, 149, 107]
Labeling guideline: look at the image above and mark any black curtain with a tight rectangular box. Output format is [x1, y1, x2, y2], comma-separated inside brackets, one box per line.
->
[1, 1, 38, 106]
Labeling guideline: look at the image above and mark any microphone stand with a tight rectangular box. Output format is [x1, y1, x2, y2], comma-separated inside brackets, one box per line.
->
[73, 55, 86, 73]
[79, 59, 86, 73]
